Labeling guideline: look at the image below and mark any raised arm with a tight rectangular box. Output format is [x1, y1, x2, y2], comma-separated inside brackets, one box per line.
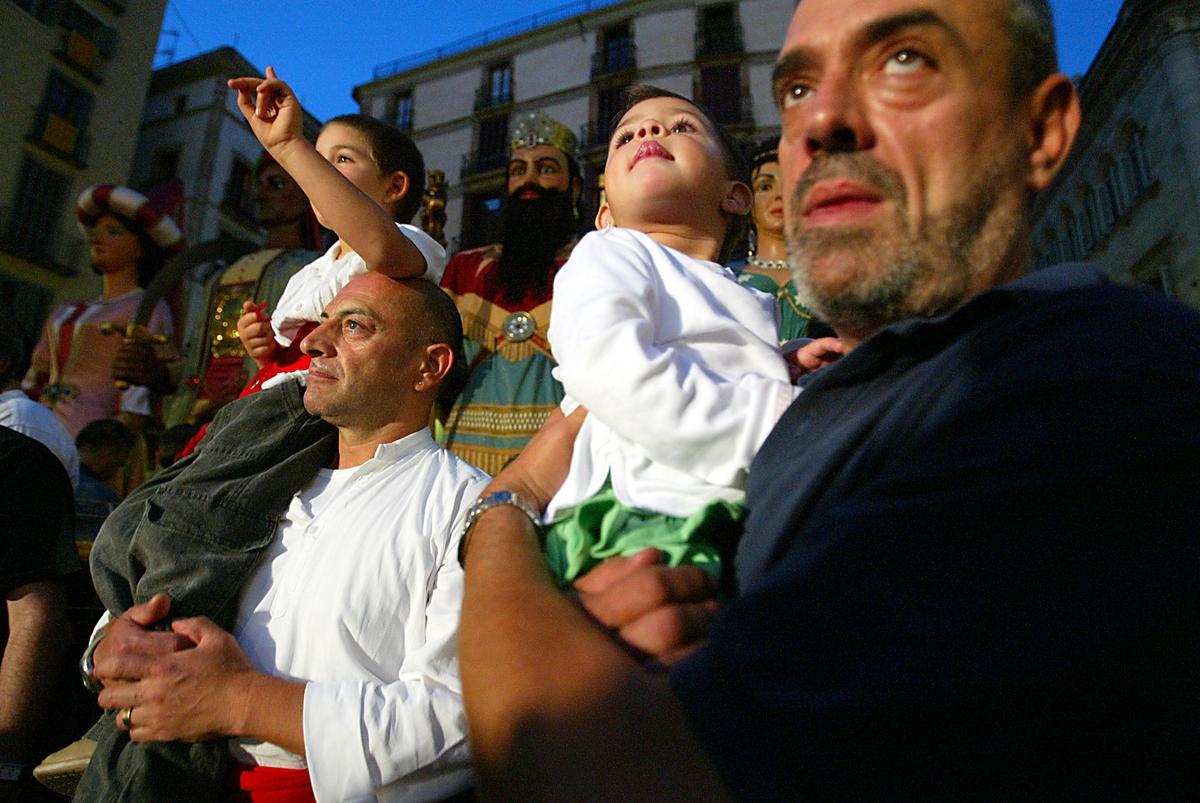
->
[227, 67, 424, 277]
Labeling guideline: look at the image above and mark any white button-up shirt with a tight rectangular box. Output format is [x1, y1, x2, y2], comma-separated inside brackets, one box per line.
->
[230, 427, 489, 802]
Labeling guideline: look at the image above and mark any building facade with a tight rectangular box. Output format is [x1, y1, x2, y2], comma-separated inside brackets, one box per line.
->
[354, 0, 795, 252]
[129, 47, 322, 249]
[0, 0, 166, 337]
[1032, 0, 1200, 310]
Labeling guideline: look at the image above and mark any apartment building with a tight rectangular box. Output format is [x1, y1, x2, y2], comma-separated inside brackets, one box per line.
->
[129, 46, 322, 249]
[1032, 0, 1200, 310]
[354, 0, 796, 251]
[0, 0, 166, 335]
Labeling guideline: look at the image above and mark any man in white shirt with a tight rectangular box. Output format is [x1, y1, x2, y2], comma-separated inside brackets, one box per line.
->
[83, 273, 487, 801]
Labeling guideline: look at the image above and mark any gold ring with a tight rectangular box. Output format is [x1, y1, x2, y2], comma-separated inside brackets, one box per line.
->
[120, 706, 134, 729]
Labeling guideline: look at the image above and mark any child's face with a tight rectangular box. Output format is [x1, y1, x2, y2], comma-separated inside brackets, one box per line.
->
[600, 96, 745, 233]
[315, 121, 396, 226]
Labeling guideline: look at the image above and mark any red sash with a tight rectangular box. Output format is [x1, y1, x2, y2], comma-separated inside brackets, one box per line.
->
[228, 764, 315, 803]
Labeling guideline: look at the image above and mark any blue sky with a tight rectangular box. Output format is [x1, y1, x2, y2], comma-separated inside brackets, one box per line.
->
[156, 0, 1128, 122]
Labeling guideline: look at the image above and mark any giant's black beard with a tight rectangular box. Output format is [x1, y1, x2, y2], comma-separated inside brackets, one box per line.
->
[496, 185, 577, 304]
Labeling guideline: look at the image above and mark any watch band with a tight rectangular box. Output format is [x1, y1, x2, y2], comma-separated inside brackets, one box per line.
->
[458, 490, 542, 567]
[79, 627, 106, 693]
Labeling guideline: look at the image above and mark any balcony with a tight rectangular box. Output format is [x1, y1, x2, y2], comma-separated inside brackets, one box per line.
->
[696, 19, 744, 60]
[460, 149, 510, 180]
[475, 85, 514, 113]
[591, 40, 636, 78]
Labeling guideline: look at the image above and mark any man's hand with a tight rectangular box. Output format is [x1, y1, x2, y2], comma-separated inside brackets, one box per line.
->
[573, 548, 720, 667]
[237, 300, 276, 369]
[783, 336, 844, 382]
[227, 66, 303, 153]
[112, 338, 171, 391]
[91, 593, 193, 689]
[98, 616, 256, 743]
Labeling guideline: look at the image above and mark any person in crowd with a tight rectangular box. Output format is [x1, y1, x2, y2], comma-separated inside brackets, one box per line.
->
[456, 0, 1200, 797]
[475, 85, 841, 589]
[77, 274, 485, 801]
[74, 419, 134, 505]
[114, 151, 324, 433]
[439, 112, 584, 474]
[0, 319, 78, 489]
[156, 423, 199, 469]
[0, 427, 76, 798]
[232, 67, 445, 396]
[23, 186, 181, 442]
[730, 139, 834, 340]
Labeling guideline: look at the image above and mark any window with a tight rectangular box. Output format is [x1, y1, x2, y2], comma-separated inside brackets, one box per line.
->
[700, 64, 743, 125]
[591, 82, 630, 146]
[475, 115, 509, 172]
[32, 70, 93, 161]
[697, 4, 742, 58]
[594, 23, 634, 76]
[60, 2, 117, 59]
[11, 0, 59, 23]
[488, 62, 512, 105]
[393, 92, 414, 131]
[3, 157, 69, 263]
[149, 148, 181, 186]
[461, 191, 504, 250]
[1060, 207, 1079, 262]
[1125, 128, 1151, 198]
[222, 158, 255, 221]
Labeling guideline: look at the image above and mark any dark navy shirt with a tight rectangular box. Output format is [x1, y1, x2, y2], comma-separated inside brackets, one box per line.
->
[672, 264, 1200, 797]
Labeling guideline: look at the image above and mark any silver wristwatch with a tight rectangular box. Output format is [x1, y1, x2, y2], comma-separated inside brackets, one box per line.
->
[79, 629, 106, 693]
[458, 490, 542, 567]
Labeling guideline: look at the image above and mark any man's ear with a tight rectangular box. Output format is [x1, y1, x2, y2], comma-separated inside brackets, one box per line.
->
[414, 342, 454, 392]
[595, 200, 613, 229]
[1026, 73, 1081, 193]
[571, 175, 583, 206]
[720, 181, 752, 217]
[383, 170, 412, 206]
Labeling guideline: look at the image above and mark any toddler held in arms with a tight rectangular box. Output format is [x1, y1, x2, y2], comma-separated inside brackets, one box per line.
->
[464, 85, 841, 591]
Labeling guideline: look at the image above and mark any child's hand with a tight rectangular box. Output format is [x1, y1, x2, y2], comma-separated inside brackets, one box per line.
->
[237, 300, 276, 369]
[783, 336, 843, 382]
[227, 66, 302, 152]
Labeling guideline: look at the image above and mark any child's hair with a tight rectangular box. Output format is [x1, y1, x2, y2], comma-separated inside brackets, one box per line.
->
[325, 114, 427, 224]
[608, 85, 750, 262]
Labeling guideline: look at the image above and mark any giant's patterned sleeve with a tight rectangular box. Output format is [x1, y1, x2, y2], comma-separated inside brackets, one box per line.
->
[548, 230, 796, 487]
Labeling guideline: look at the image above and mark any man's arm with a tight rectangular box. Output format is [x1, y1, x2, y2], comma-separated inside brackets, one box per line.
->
[0, 582, 69, 762]
[459, 506, 730, 799]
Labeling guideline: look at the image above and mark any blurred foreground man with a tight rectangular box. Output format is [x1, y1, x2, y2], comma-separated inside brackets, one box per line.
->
[457, 0, 1200, 797]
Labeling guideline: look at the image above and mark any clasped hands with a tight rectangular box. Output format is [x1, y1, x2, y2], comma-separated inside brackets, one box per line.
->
[92, 594, 256, 743]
